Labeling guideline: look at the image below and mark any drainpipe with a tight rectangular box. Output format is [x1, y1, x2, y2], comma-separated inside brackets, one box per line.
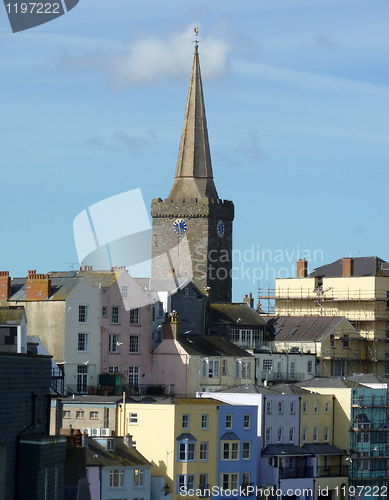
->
[332, 396, 335, 445]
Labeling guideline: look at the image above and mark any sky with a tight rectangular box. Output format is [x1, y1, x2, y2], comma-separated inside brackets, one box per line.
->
[1, 0, 389, 304]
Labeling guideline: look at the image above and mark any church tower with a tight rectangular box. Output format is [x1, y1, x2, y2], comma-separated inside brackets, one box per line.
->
[151, 43, 234, 303]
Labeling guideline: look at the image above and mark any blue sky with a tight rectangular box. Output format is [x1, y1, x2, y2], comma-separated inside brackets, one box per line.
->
[1, 0, 389, 303]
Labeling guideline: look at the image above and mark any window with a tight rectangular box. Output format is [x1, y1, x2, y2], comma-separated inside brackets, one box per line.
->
[199, 474, 208, 496]
[222, 359, 227, 375]
[199, 442, 208, 461]
[222, 442, 239, 460]
[235, 360, 252, 379]
[226, 414, 233, 429]
[290, 401, 295, 414]
[266, 401, 272, 414]
[134, 469, 144, 487]
[130, 413, 138, 424]
[109, 469, 123, 488]
[342, 334, 349, 349]
[182, 414, 189, 429]
[184, 287, 189, 296]
[201, 414, 208, 429]
[265, 428, 271, 443]
[109, 366, 120, 374]
[330, 334, 335, 348]
[130, 308, 139, 324]
[313, 427, 318, 442]
[63, 410, 70, 419]
[324, 427, 329, 442]
[277, 428, 283, 443]
[156, 302, 164, 318]
[121, 284, 128, 299]
[289, 427, 294, 443]
[77, 365, 88, 393]
[107, 439, 115, 451]
[278, 401, 283, 414]
[177, 475, 195, 494]
[221, 473, 238, 491]
[290, 361, 296, 379]
[325, 401, 330, 413]
[243, 441, 251, 460]
[302, 401, 307, 413]
[129, 367, 139, 388]
[307, 360, 313, 374]
[244, 414, 251, 429]
[102, 306, 107, 317]
[90, 411, 98, 420]
[331, 359, 346, 377]
[78, 305, 88, 323]
[76, 410, 84, 419]
[78, 333, 88, 352]
[111, 306, 120, 324]
[129, 335, 139, 353]
[109, 335, 120, 353]
[202, 359, 219, 378]
[242, 472, 251, 491]
[302, 427, 307, 443]
[262, 359, 273, 371]
[314, 401, 319, 413]
[178, 442, 196, 462]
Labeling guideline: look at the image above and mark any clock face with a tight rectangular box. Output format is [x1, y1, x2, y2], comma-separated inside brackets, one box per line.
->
[217, 220, 225, 238]
[173, 219, 188, 236]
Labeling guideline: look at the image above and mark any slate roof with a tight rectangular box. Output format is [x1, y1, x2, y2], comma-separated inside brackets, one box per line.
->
[10, 276, 82, 301]
[215, 384, 279, 395]
[211, 303, 267, 327]
[179, 335, 253, 358]
[49, 270, 122, 288]
[268, 384, 312, 395]
[294, 377, 353, 389]
[309, 256, 389, 278]
[345, 373, 389, 385]
[302, 443, 345, 455]
[0, 306, 25, 325]
[262, 444, 310, 456]
[265, 315, 360, 342]
[220, 432, 240, 440]
[85, 437, 151, 468]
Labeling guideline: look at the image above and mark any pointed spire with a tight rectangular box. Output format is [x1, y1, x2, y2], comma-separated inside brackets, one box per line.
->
[168, 44, 218, 200]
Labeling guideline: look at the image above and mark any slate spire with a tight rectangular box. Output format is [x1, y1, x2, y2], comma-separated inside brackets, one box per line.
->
[168, 45, 218, 200]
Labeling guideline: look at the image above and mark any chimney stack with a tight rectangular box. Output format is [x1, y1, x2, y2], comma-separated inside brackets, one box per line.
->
[297, 259, 308, 278]
[243, 293, 254, 308]
[26, 270, 51, 300]
[0, 271, 10, 300]
[162, 311, 180, 340]
[123, 434, 133, 448]
[343, 257, 354, 277]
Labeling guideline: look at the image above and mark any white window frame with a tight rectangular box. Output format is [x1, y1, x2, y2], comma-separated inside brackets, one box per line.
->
[202, 359, 220, 378]
[129, 335, 139, 353]
[278, 401, 283, 414]
[265, 428, 271, 443]
[78, 305, 88, 324]
[110, 306, 120, 324]
[182, 414, 189, 429]
[313, 427, 318, 442]
[201, 414, 208, 430]
[324, 427, 329, 442]
[130, 308, 139, 325]
[109, 469, 124, 488]
[222, 442, 239, 461]
[290, 401, 295, 414]
[289, 427, 294, 443]
[78, 333, 88, 352]
[302, 401, 307, 413]
[325, 401, 330, 413]
[244, 414, 251, 429]
[178, 441, 196, 462]
[109, 334, 120, 353]
[302, 427, 307, 443]
[242, 441, 251, 460]
[130, 413, 138, 424]
[266, 401, 272, 414]
[314, 401, 319, 413]
[121, 284, 128, 299]
[277, 427, 283, 443]
[199, 442, 208, 461]
[129, 367, 139, 388]
[134, 469, 144, 487]
[226, 414, 233, 429]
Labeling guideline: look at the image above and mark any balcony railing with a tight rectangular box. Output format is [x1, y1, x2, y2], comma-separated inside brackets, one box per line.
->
[279, 466, 313, 479]
[317, 465, 348, 477]
[260, 371, 306, 383]
[51, 367, 64, 396]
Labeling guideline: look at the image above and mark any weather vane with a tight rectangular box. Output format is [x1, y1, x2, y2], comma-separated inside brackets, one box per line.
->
[192, 27, 202, 50]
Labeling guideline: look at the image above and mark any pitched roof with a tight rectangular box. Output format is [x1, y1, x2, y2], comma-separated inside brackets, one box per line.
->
[310, 256, 389, 278]
[302, 443, 345, 455]
[210, 303, 267, 327]
[262, 444, 310, 456]
[179, 334, 253, 357]
[85, 438, 151, 468]
[268, 384, 311, 395]
[10, 276, 82, 301]
[168, 47, 218, 200]
[0, 306, 25, 325]
[215, 384, 279, 395]
[295, 377, 352, 389]
[265, 315, 360, 342]
[49, 270, 122, 288]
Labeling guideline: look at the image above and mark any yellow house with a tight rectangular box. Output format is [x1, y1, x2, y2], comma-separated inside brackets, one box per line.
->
[259, 257, 389, 376]
[117, 397, 223, 500]
[266, 315, 365, 377]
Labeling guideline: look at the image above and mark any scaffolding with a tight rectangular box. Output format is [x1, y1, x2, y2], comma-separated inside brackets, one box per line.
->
[350, 385, 389, 486]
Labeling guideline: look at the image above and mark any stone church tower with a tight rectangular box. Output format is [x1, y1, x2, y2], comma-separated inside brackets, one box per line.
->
[151, 45, 234, 303]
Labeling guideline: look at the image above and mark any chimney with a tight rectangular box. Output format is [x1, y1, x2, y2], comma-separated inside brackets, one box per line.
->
[82, 431, 88, 448]
[343, 257, 354, 277]
[297, 259, 308, 278]
[0, 271, 10, 300]
[26, 270, 51, 300]
[243, 293, 254, 308]
[162, 311, 180, 340]
[72, 428, 82, 447]
[123, 434, 133, 448]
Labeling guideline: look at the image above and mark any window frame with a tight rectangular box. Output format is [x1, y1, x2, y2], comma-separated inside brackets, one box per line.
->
[242, 441, 251, 460]
[77, 333, 88, 352]
[110, 306, 120, 325]
[130, 308, 139, 325]
[78, 305, 88, 324]
[199, 442, 208, 461]
[134, 469, 144, 487]
[225, 414, 233, 429]
[129, 335, 140, 354]
[201, 414, 208, 430]
[182, 414, 189, 430]
[109, 469, 124, 488]
[244, 414, 251, 429]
